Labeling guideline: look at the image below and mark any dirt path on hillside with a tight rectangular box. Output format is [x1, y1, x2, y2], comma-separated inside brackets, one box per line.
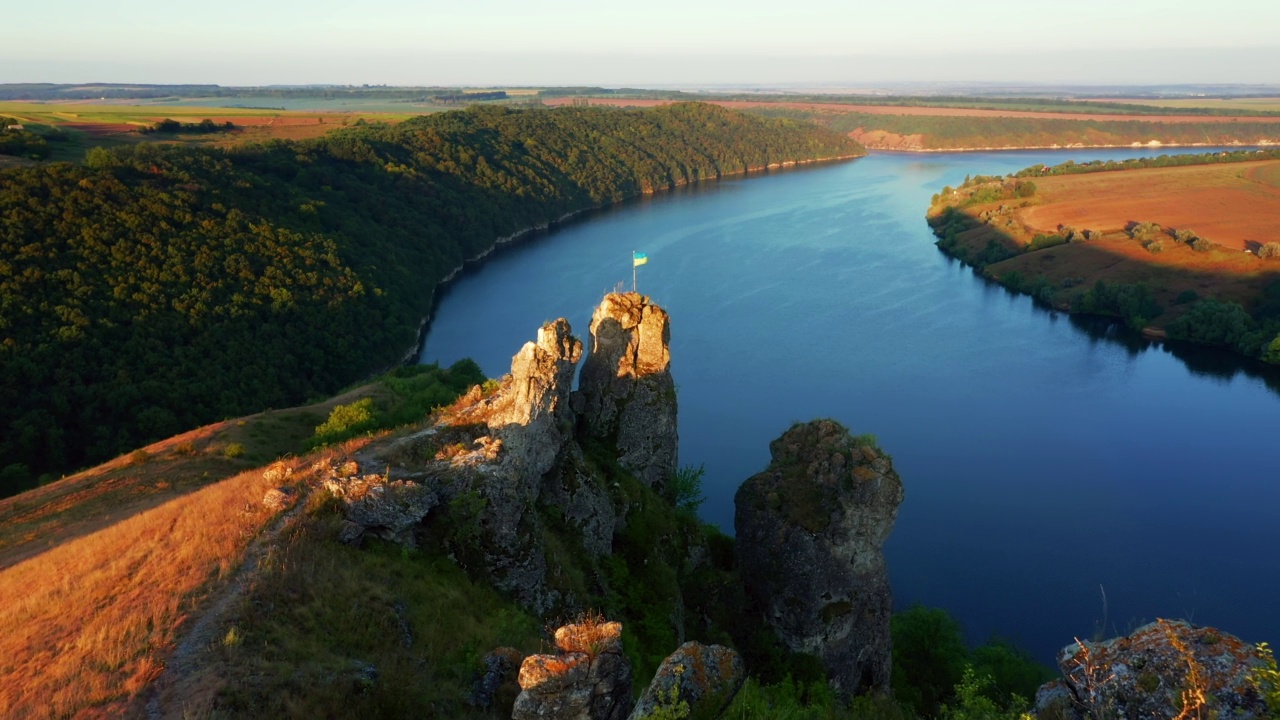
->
[144, 483, 311, 720]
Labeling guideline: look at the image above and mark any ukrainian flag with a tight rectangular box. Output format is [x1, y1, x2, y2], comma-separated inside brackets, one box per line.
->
[633, 251, 648, 267]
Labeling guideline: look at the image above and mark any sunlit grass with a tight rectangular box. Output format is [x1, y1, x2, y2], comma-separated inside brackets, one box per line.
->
[0, 454, 324, 719]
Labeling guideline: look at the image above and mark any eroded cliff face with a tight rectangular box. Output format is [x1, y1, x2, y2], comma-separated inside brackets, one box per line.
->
[733, 419, 904, 699]
[578, 292, 678, 492]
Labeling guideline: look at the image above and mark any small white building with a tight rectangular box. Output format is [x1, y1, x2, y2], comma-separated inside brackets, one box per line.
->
[4, 124, 24, 131]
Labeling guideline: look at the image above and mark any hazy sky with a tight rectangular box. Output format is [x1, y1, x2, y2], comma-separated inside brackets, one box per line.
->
[3, 0, 1278, 86]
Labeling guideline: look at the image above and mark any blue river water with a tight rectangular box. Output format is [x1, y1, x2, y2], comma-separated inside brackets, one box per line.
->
[419, 148, 1280, 661]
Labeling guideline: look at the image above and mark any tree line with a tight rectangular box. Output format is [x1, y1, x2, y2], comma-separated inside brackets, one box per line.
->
[0, 102, 863, 496]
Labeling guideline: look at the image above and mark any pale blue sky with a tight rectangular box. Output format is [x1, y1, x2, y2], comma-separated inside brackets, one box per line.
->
[2, 0, 1278, 86]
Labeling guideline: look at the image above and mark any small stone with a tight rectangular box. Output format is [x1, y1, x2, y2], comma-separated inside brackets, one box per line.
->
[261, 487, 294, 511]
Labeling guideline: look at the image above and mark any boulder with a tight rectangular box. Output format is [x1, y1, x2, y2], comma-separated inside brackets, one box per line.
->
[320, 471, 438, 545]
[734, 419, 904, 699]
[1035, 620, 1270, 720]
[512, 620, 633, 720]
[628, 642, 745, 720]
[578, 293, 678, 491]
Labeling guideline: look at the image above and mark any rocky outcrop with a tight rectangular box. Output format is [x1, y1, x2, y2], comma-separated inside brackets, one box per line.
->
[320, 463, 438, 545]
[512, 619, 633, 720]
[1035, 620, 1270, 720]
[734, 419, 904, 699]
[447, 318, 583, 480]
[321, 319, 584, 611]
[628, 642, 745, 720]
[578, 293, 678, 491]
[323, 297, 679, 616]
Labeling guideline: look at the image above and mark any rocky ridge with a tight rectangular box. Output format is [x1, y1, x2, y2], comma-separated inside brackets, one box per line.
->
[324, 294, 674, 615]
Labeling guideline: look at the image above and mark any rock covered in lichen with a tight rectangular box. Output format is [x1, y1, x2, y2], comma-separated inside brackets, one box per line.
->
[734, 419, 904, 699]
[628, 642, 745, 720]
[578, 293, 677, 491]
[512, 619, 633, 720]
[320, 465, 438, 545]
[1035, 620, 1269, 720]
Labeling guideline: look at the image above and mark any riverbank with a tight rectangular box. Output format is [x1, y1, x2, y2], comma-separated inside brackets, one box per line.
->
[926, 156, 1280, 364]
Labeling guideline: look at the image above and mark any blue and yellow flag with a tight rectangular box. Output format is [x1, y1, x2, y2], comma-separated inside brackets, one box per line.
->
[633, 251, 648, 267]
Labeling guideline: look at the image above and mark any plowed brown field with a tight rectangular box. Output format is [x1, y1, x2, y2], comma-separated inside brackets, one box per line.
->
[1018, 161, 1280, 250]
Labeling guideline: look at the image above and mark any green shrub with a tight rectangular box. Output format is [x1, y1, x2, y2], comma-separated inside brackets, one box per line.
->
[1174, 290, 1199, 305]
[1167, 299, 1267, 356]
[721, 676, 841, 720]
[1252, 643, 1280, 715]
[892, 605, 970, 716]
[311, 398, 378, 447]
[972, 639, 1056, 703]
[939, 667, 1032, 720]
[1073, 281, 1162, 329]
[1257, 242, 1280, 259]
[1027, 233, 1067, 252]
[223, 442, 245, 459]
[1189, 237, 1216, 253]
[670, 464, 707, 513]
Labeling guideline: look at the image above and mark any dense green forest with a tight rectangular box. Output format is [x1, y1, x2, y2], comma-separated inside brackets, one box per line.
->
[1012, 148, 1280, 176]
[747, 107, 1280, 149]
[0, 102, 862, 496]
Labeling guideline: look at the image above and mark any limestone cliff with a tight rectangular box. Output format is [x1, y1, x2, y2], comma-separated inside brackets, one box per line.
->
[325, 295, 678, 615]
[578, 293, 679, 492]
[733, 419, 904, 699]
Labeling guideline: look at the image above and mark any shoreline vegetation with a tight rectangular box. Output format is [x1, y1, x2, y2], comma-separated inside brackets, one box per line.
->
[926, 149, 1280, 365]
[0, 102, 863, 497]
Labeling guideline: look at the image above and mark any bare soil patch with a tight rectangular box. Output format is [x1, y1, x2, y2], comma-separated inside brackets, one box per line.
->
[1018, 161, 1280, 250]
[60, 122, 139, 136]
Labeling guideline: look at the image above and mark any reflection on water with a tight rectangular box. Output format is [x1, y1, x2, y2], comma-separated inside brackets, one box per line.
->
[420, 148, 1280, 661]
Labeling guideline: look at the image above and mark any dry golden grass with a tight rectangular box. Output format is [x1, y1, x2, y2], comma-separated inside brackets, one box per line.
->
[0, 453, 326, 719]
[553, 611, 622, 657]
[0, 384, 383, 572]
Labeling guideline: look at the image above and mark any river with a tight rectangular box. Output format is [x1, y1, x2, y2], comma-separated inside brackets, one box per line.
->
[418, 148, 1280, 661]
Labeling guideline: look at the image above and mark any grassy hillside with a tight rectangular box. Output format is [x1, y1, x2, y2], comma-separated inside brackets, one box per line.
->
[0, 102, 863, 496]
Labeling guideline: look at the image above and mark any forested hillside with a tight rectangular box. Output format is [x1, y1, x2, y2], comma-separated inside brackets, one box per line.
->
[0, 102, 862, 495]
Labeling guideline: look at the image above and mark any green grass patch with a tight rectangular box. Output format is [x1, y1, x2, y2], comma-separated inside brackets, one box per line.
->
[208, 499, 542, 718]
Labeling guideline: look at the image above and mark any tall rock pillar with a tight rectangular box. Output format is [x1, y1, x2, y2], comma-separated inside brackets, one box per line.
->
[578, 293, 678, 491]
[734, 419, 905, 699]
